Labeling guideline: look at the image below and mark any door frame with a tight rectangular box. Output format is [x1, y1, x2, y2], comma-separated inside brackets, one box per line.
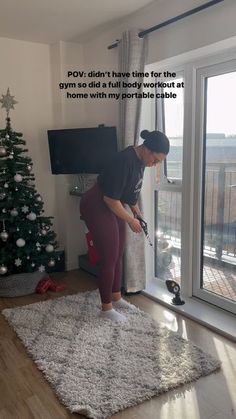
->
[192, 56, 236, 314]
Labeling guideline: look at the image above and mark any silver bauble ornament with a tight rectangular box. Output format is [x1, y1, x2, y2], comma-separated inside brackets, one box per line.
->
[5, 134, 10, 140]
[31, 262, 35, 267]
[41, 229, 47, 236]
[0, 192, 6, 200]
[46, 244, 54, 253]
[36, 196, 42, 202]
[29, 230, 32, 234]
[4, 183, 9, 188]
[2, 208, 7, 213]
[16, 238, 26, 247]
[27, 165, 32, 171]
[37, 247, 41, 252]
[17, 227, 20, 231]
[10, 208, 18, 217]
[0, 146, 7, 156]
[0, 230, 9, 241]
[14, 174, 23, 182]
[9, 155, 14, 159]
[0, 265, 7, 275]
[48, 259, 55, 267]
[27, 212, 36, 221]
[27, 256, 30, 259]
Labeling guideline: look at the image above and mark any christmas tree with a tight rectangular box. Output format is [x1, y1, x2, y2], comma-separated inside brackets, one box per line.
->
[0, 88, 59, 276]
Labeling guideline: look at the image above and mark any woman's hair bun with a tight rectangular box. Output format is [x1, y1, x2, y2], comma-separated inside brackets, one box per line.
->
[140, 130, 150, 139]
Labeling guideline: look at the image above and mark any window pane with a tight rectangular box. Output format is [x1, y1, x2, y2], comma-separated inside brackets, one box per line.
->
[155, 191, 181, 284]
[164, 76, 184, 179]
[202, 71, 236, 302]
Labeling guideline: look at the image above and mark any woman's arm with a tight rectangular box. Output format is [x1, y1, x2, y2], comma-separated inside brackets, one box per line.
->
[103, 196, 142, 233]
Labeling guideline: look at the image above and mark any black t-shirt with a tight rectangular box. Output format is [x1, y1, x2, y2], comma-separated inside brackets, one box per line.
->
[97, 146, 145, 205]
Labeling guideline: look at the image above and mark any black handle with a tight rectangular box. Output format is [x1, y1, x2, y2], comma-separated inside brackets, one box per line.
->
[136, 216, 148, 235]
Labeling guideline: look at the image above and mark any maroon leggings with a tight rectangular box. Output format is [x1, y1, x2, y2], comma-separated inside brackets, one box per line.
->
[80, 183, 126, 304]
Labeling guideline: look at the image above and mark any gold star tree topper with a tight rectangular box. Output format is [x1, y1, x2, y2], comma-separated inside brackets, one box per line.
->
[0, 88, 18, 116]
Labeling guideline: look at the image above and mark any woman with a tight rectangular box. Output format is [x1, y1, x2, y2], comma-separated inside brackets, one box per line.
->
[80, 129, 170, 323]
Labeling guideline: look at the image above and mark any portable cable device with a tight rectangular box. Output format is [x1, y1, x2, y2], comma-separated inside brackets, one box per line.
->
[165, 280, 185, 305]
[136, 215, 154, 249]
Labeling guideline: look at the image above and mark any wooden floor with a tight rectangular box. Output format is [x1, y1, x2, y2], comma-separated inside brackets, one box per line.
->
[0, 269, 235, 419]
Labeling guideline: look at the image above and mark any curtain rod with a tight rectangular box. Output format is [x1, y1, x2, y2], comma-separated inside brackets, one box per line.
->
[107, 0, 224, 50]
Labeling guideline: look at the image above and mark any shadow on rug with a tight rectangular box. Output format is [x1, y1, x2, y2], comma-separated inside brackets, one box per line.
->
[2, 289, 221, 419]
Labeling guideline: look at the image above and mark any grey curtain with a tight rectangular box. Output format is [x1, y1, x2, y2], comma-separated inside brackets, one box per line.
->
[118, 29, 147, 292]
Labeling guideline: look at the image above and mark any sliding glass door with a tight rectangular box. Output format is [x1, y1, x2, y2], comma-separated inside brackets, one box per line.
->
[193, 60, 236, 314]
[144, 52, 236, 315]
[144, 50, 236, 313]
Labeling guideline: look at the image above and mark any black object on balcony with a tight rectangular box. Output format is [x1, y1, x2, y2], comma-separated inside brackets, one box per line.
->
[166, 280, 185, 305]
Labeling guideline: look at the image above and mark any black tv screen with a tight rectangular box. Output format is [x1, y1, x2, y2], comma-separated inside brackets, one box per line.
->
[47, 126, 118, 174]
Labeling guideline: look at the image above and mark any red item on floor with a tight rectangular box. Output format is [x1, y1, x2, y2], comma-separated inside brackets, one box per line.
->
[48, 282, 66, 292]
[36, 278, 53, 294]
[36, 277, 66, 294]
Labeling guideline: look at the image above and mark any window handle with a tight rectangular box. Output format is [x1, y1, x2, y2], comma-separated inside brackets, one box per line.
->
[162, 175, 180, 185]
[163, 175, 175, 184]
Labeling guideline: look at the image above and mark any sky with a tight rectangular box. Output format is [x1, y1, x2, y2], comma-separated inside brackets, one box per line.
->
[207, 71, 236, 136]
[164, 71, 236, 138]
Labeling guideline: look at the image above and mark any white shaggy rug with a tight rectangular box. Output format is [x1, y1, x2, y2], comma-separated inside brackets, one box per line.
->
[2, 290, 221, 419]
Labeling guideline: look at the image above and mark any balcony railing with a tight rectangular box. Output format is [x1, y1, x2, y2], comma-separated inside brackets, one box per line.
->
[157, 162, 236, 264]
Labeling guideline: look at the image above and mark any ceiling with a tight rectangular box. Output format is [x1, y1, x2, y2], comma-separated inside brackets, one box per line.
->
[0, 0, 156, 44]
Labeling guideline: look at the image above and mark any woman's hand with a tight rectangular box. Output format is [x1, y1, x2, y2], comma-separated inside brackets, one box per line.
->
[129, 204, 142, 219]
[103, 196, 142, 229]
[128, 218, 143, 233]
[103, 196, 142, 233]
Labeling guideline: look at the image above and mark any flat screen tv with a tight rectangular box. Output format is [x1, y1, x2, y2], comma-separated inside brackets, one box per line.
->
[47, 126, 118, 174]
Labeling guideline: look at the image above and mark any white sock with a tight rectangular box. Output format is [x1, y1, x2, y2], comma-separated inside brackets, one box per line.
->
[112, 298, 134, 309]
[99, 308, 127, 323]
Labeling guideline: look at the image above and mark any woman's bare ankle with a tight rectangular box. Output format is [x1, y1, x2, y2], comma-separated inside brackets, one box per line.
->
[112, 291, 122, 302]
[102, 302, 112, 311]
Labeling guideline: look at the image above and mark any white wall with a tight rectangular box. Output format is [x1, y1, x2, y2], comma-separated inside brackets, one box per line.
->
[49, 41, 88, 269]
[0, 37, 57, 231]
